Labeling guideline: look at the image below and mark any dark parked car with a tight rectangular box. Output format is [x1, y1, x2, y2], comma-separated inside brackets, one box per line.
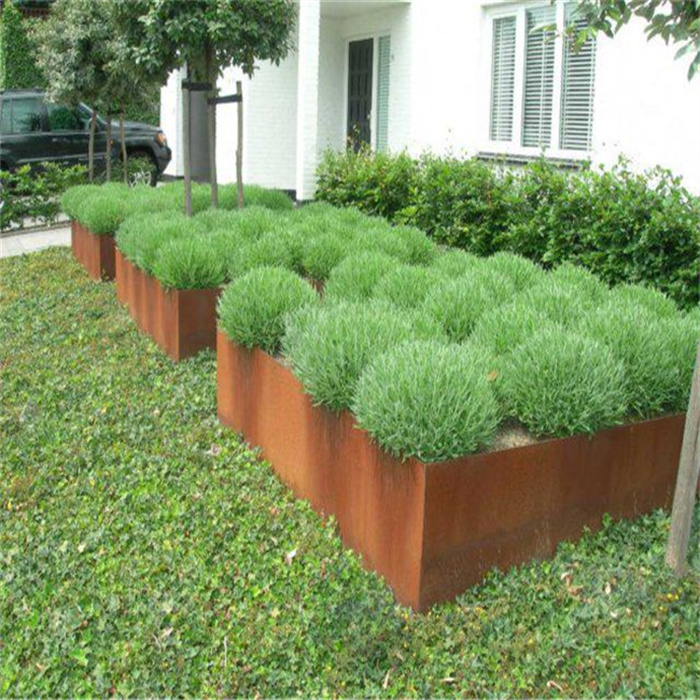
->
[0, 89, 171, 184]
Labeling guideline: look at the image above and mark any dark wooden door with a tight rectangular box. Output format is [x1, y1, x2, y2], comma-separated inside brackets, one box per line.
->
[347, 39, 373, 149]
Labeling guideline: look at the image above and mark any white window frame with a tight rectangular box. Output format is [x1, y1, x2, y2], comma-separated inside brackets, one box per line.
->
[481, 0, 596, 160]
[342, 30, 391, 151]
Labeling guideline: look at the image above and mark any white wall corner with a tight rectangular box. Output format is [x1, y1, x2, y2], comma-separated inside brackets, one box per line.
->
[295, 0, 322, 200]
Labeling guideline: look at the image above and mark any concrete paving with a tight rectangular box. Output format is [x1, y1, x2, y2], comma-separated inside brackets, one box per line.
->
[0, 226, 71, 259]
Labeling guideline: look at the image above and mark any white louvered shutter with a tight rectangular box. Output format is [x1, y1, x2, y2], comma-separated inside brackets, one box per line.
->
[490, 16, 517, 142]
[376, 35, 391, 152]
[560, 1, 596, 150]
[522, 5, 556, 148]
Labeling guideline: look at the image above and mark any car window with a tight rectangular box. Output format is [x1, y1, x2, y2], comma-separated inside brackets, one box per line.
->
[2, 97, 44, 134]
[47, 103, 89, 132]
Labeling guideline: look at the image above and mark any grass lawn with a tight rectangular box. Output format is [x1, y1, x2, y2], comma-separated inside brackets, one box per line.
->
[1, 248, 699, 698]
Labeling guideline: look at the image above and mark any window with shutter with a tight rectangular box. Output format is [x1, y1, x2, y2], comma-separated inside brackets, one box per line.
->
[522, 5, 556, 148]
[490, 16, 517, 142]
[560, 2, 596, 150]
[376, 35, 391, 152]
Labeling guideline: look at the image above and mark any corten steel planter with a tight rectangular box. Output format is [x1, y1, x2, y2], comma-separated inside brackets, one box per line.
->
[115, 249, 221, 361]
[70, 220, 116, 281]
[217, 331, 685, 611]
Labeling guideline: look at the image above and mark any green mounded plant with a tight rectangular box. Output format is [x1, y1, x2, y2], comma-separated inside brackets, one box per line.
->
[240, 185, 294, 211]
[61, 184, 101, 220]
[283, 300, 441, 412]
[499, 327, 628, 437]
[470, 300, 554, 360]
[608, 283, 679, 319]
[127, 214, 204, 275]
[549, 262, 609, 301]
[115, 210, 181, 263]
[515, 277, 590, 327]
[484, 252, 545, 292]
[431, 249, 481, 278]
[580, 300, 694, 417]
[151, 236, 228, 290]
[387, 225, 439, 266]
[372, 265, 442, 309]
[324, 252, 399, 303]
[301, 231, 352, 282]
[74, 192, 134, 235]
[228, 231, 297, 279]
[422, 270, 515, 342]
[224, 205, 282, 240]
[218, 267, 318, 355]
[354, 340, 500, 462]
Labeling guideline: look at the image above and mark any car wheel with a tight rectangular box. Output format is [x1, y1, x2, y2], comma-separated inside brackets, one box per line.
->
[126, 151, 158, 187]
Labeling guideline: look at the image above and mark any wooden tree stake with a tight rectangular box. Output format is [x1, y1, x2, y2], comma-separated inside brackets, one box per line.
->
[236, 80, 243, 209]
[666, 339, 700, 575]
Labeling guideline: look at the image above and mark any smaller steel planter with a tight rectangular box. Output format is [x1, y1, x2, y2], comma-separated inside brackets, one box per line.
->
[115, 248, 221, 361]
[70, 220, 116, 281]
[217, 331, 685, 611]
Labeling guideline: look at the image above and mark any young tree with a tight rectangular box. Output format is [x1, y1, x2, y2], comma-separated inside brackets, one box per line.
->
[118, 0, 296, 214]
[574, 0, 700, 78]
[34, 0, 113, 182]
[0, 1, 38, 90]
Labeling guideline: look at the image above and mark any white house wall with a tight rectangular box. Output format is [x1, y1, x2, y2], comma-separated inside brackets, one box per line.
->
[161, 0, 700, 194]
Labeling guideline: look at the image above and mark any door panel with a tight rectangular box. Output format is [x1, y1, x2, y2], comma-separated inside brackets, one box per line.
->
[347, 39, 373, 149]
[46, 103, 107, 168]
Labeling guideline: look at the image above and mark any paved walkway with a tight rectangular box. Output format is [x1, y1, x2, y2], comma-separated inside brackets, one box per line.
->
[0, 226, 71, 259]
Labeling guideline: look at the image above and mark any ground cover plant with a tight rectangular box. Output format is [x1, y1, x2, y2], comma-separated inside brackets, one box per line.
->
[1, 248, 699, 698]
[316, 151, 700, 309]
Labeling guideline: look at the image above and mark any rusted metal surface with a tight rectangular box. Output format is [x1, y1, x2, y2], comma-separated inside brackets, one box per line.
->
[70, 221, 116, 281]
[217, 332, 685, 611]
[115, 252, 220, 361]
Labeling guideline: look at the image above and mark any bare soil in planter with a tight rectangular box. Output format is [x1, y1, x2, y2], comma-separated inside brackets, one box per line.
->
[217, 331, 684, 611]
[71, 221, 116, 281]
[115, 249, 221, 361]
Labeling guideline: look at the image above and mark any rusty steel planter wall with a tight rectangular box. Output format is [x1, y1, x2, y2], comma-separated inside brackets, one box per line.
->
[71, 220, 116, 281]
[115, 248, 221, 361]
[217, 331, 685, 611]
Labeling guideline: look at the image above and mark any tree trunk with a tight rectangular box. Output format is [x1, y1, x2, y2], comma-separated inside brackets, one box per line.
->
[88, 109, 97, 183]
[236, 80, 243, 209]
[120, 115, 128, 185]
[205, 42, 218, 209]
[105, 114, 112, 182]
[183, 66, 193, 216]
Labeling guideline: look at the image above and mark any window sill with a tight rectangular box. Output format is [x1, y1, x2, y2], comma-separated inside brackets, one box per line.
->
[476, 150, 590, 171]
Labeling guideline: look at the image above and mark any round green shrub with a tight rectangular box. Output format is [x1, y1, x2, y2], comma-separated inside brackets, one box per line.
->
[227, 205, 282, 240]
[470, 300, 553, 358]
[484, 252, 545, 291]
[608, 283, 679, 319]
[580, 300, 694, 417]
[389, 225, 439, 265]
[283, 300, 439, 411]
[152, 236, 228, 289]
[240, 185, 294, 211]
[228, 231, 296, 278]
[431, 249, 481, 278]
[133, 215, 204, 274]
[115, 210, 182, 264]
[75, 193, 133, 235]
[515, 277, 589, 326]
[661, 315, 699, 412]
[372, 265, 442, 309]
[422, 270, 515, 342]
[218, 267, 318, 354]
[350, 227, 412, 261]
[301, 231, 352, 281]
[61, 185, 100, 219]
[549, 262, 608, 301]
[353, 340, 500, 462]
[324, 252, 398, 302]
[499, 327, 627, 437]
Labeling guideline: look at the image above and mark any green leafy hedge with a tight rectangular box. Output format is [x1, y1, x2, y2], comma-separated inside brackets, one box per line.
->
[0, 2, 40, 90]
[316, 151, 700, 309]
